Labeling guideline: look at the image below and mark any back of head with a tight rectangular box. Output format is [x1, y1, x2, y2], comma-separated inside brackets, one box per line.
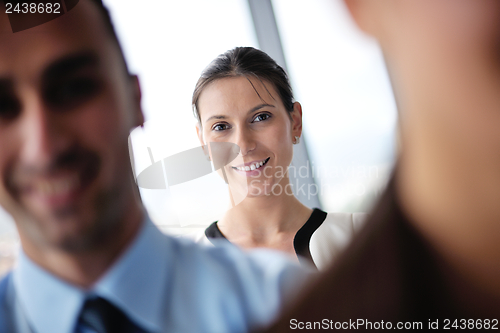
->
[260, 1, 500, 329]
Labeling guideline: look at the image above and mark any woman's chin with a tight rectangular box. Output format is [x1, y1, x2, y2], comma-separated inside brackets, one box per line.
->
[245, 184, 276, 198]
[228, 184, 267, 202]
[228, 178, 283, 206]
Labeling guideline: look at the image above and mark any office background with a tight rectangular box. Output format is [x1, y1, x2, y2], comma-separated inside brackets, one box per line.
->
[0, 0, 396, 273]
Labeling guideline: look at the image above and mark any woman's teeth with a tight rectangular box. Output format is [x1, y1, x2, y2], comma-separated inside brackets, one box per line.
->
[234, 158, 269, 171]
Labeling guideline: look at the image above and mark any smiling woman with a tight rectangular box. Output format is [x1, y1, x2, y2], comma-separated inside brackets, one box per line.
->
[188, 47, 367, 269]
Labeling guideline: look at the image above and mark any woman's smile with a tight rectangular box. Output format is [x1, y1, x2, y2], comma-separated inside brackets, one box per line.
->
[231, 157, 270, 174]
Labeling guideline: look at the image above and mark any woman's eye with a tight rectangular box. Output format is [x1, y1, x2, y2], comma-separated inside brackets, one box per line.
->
[212, 123, 230, 131]
[253, 113, 271, 122]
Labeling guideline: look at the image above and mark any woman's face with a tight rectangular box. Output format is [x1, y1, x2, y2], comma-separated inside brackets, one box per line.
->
[197, 76, 302, 200]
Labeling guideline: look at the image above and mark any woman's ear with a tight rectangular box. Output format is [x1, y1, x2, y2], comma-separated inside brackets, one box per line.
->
[196, 123, 211, 160]
[291, 102, 303, 139]
[196, 122, 205, 146]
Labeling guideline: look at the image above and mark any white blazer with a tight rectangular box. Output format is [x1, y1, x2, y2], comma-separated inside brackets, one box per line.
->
[309, 212, 367, 270]
[188, 211, 368, 270]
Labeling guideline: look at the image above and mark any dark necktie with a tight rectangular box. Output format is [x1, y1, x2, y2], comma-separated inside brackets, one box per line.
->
[77, 297, 148, 333]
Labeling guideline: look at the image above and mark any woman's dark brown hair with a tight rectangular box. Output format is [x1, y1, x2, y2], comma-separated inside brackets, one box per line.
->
[192, 47, 294, 122]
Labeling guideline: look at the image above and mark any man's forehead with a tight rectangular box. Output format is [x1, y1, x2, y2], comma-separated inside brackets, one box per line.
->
[0, 0, 100, 33]
[0, 1, 110, 79]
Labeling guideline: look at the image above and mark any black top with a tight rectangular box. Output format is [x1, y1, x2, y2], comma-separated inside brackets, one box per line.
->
[205, 208, 328, 267]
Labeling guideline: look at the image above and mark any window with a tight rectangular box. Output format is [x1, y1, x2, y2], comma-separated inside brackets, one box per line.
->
[106, 0, 259, 232]
[272, 0, 397, 212]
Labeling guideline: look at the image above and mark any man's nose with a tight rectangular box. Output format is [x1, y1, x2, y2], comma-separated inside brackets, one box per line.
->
[19, 99, 72, 168]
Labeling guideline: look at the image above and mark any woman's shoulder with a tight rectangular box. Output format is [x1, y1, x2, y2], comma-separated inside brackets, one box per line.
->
[181, 226, 215, 247]
[309, 211, 369, 270]
[322, 212, 369, 232]
[181, 221, 233, 248]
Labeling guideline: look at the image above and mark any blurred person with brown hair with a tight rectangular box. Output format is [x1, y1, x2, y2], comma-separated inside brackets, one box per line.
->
[263, 0, 500, 329]
[0, 1, 310, 332]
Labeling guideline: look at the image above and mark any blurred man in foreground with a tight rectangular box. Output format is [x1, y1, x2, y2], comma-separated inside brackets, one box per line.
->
[265, 0, 500, 330]
[0, 1, 307, 332]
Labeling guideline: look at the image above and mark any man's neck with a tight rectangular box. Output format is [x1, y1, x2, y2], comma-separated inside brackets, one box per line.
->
[20, 204, 145, 289]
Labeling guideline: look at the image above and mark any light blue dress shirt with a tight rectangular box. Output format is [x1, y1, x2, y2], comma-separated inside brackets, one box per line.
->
[4, 217, 310, 333]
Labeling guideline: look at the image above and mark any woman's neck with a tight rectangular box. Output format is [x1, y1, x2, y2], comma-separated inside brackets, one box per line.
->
[218, 181, 312, 251]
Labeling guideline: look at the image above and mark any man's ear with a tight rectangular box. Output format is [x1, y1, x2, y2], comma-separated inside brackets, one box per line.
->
[291, 102, 303, 139]
[131, 75, 145, 127]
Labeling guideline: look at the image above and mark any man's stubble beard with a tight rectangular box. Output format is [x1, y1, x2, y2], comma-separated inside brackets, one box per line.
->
[57, 151, 137, 253]
[14, 145, 137, 254]
[16, 173, 131, 254]
[61, 184, 129, 253]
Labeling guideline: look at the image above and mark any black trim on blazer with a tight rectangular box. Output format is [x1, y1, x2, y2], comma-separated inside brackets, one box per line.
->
[293, 208, 327, 267]
[204, 208, 327, 267]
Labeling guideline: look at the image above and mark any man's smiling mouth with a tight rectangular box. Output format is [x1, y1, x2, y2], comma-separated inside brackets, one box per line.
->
[31, 174, 80, 197]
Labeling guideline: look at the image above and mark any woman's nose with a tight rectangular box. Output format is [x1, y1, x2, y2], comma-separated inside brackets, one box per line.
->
[233, 127, 256, 156]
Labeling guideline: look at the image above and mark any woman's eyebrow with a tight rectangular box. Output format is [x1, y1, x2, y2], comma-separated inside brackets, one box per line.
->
[205, 104, 275, 122]
[206, 114, 227, 122]
[247, 103, 275, 114]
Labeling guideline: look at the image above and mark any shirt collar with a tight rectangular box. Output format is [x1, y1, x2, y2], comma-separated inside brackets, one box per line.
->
[94, 217, 169, 332]
[13, 251, 85, 333]
[13, 216, 170, 333]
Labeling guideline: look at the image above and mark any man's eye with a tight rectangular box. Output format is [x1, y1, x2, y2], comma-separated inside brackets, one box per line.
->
[253, 113, 271, 122]
[212, 123, 230, 131]
[46, 77, 100, 107]
[0, 96, 21, 121]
